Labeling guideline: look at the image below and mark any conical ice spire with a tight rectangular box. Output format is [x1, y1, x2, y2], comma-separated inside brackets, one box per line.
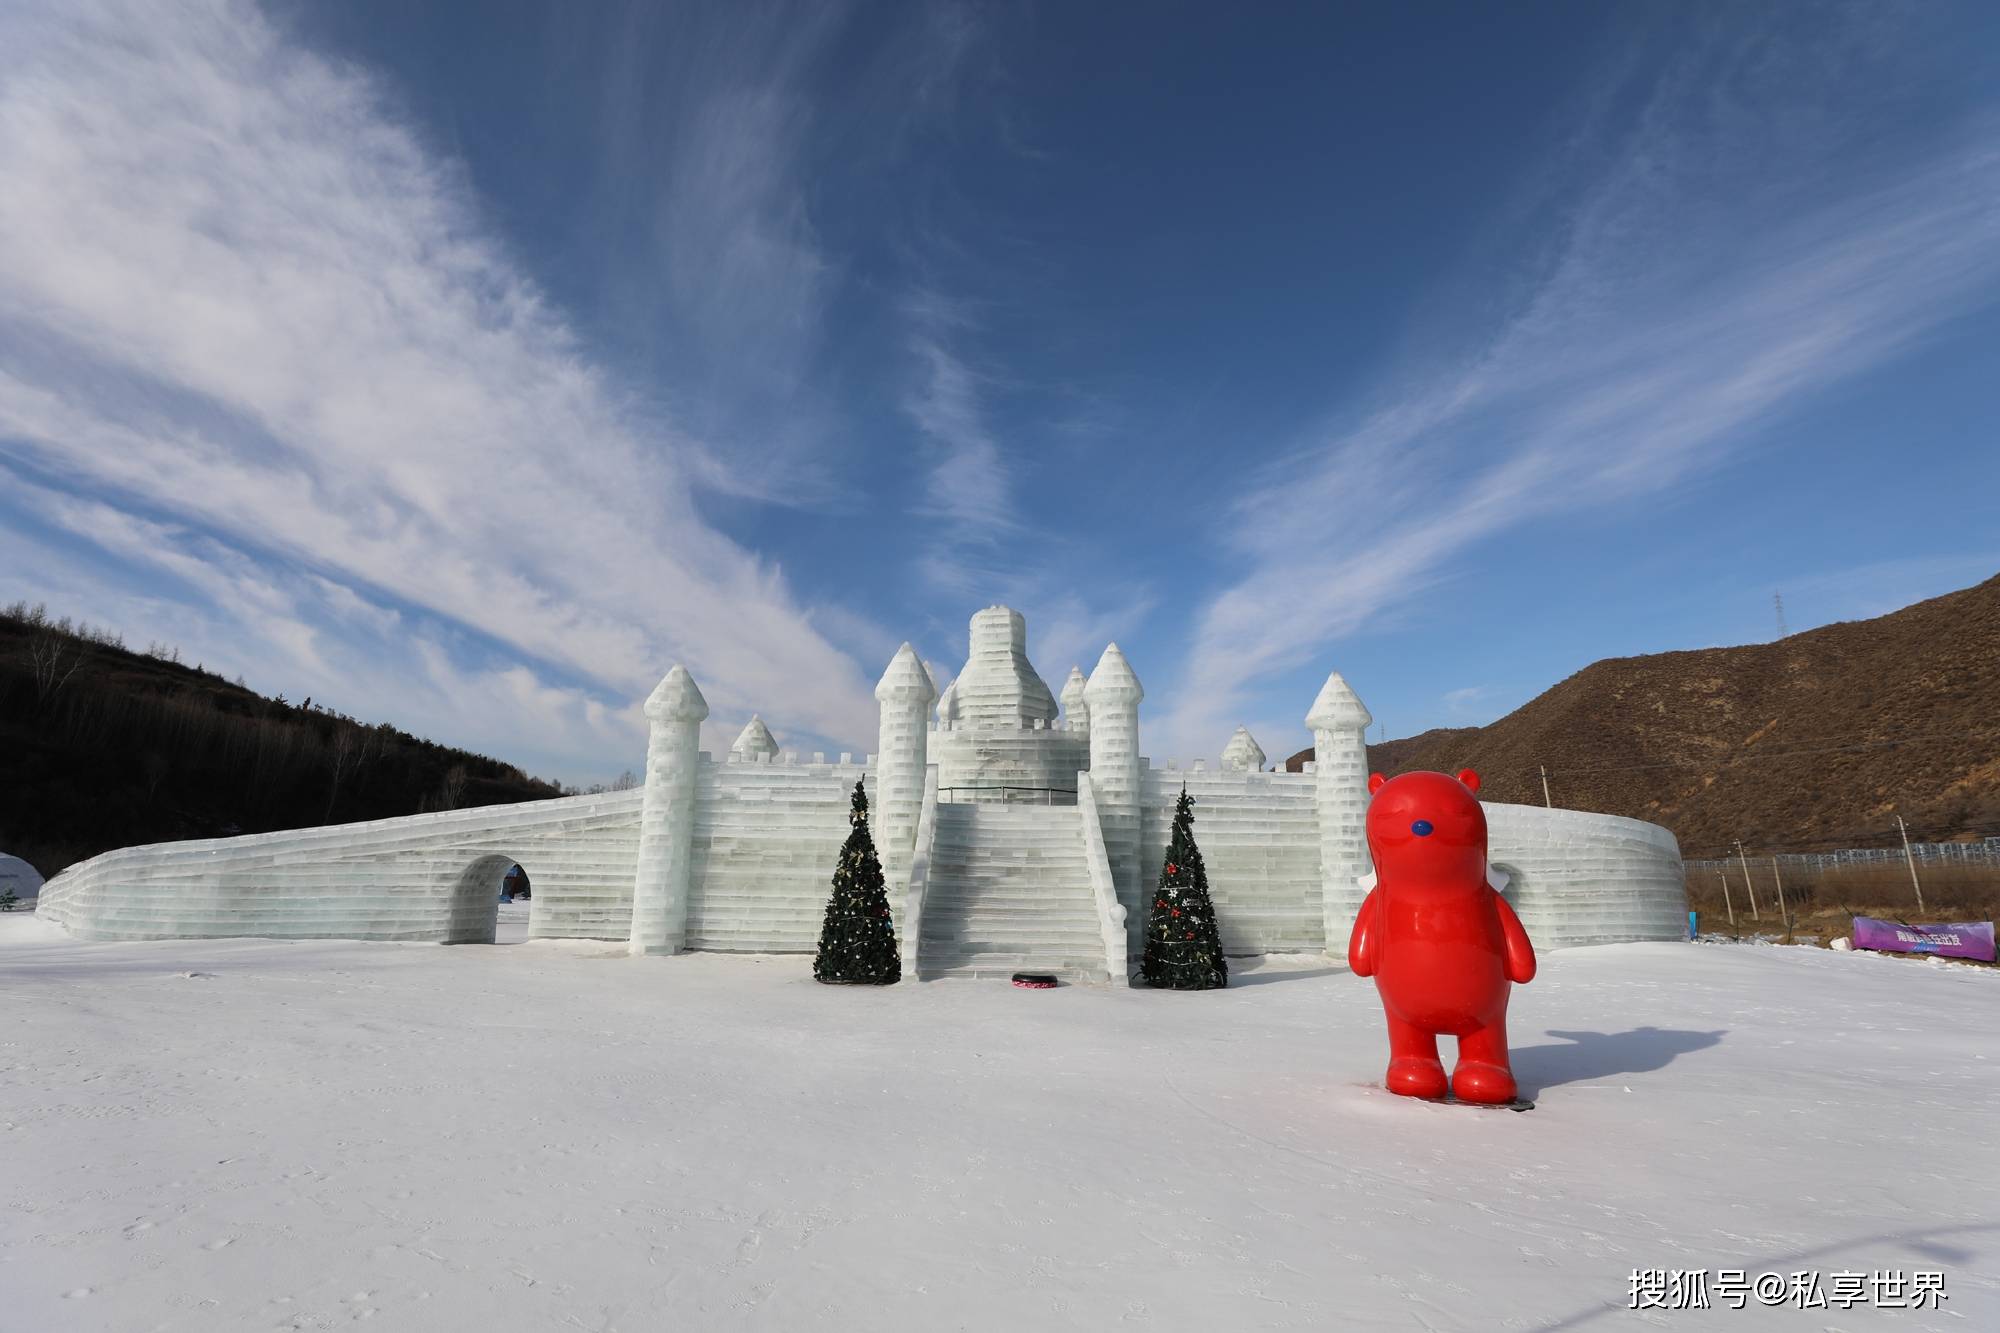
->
[875, 642, 938, 705]
[1083, 643, 1143, 705]
[1305, 670, 1371, 732]
[645, 665, 709, 722]
[730, 714, 779, 760]
[1059, 664, 1088, 716]
[1222, 725, 1266, 771]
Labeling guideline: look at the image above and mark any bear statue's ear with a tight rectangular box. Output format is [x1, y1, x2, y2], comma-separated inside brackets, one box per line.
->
[1368, 772, 1387, 794]
[1457, 768, 1481, 793]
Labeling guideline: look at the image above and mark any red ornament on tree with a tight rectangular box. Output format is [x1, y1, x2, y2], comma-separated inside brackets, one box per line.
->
[1167, 863, 1178, 875]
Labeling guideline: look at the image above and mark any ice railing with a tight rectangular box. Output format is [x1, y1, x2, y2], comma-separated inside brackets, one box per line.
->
[928, 717, 1089, 734]
[1075, 771, 1130, 985]
[719, 751, 871, 767]
[900, 765, 942, 973]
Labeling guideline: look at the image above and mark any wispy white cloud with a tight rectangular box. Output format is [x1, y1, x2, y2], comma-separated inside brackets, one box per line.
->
[582, 1, 849, 494]
[1442, 686, 1496, 715]
[0, 0, 881, 774]
[1773, 553, 2000, 632]
[906, 315, 1019, 543]
[900, 287, 1153, 686]
[581, 0, 991, 501]
[0, 474, 640, 781]
[1152, 14, 2000, 755]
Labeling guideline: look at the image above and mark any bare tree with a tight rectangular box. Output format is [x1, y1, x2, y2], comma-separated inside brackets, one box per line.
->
[321, 726, 382, 820]
[26, 629, 83, 705]
[436, 764, 470, 812]
[325, 729, 357, 819]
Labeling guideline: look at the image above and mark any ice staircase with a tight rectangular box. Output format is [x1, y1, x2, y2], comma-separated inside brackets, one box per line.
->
[918, 803, 1109, 981]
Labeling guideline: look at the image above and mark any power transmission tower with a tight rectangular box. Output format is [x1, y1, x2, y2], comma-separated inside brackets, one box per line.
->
[1773, 593, 1789, 640]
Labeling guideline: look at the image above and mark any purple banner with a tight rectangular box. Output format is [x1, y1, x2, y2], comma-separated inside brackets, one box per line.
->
[1851, 916, 1996, 963]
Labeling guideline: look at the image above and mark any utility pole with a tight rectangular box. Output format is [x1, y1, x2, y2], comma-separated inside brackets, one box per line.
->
[1718, 870, 1736, 928]
[1770, 856, 1789, 933]
[1734, 840, 1761, 920]
[1539, 764, 1552, 808]
[1774, 592, 1789, 640]
[1896, 815, 1926, 915]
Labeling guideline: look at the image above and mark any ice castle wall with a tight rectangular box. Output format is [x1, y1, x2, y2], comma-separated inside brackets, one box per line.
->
[930, 722, 1088, 801]
[37, 756, 874, 950]
[1130, 769, 1687, 955]
[37, 760, 1687, 955]
[33, 789, 647, 944]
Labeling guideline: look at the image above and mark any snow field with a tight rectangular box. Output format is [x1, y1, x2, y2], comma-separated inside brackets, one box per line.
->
[3, 916, 1994, 1330]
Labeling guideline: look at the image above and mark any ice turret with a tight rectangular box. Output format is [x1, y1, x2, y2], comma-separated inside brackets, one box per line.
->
[644, 663, 709, 722]
[1306, 670, 1373, 951]
[1059, 665, 1090, 736]
[876, 641, 937, 708]
[1085, 643, 1144, 954]
[950, 606, 1057, 728]
[928, 609, 1091, 802]
[730, 714, 779, 762]
[1222, 726, 1266, 772]
[875, 642, 937, 919]
[631, 665, 708, 955]
[1082, 642, 1142, 706]
[1306, 672, 1373, 734]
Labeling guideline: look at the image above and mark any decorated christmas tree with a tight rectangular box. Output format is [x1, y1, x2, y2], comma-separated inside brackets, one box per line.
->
[813, 780, 901, 985]
[1140, 786, 1227, 989]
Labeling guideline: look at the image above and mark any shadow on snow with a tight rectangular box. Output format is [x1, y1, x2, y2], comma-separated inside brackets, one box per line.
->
[1511, 1026, 1727, 1097]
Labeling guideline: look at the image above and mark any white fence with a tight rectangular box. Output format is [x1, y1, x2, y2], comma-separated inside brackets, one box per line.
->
[1687, 840, 2000, 877]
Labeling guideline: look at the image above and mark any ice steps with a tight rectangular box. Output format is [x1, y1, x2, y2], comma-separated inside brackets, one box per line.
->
[918, 803, 1109, 982]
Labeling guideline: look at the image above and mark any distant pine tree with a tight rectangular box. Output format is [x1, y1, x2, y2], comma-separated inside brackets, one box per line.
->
[813, 780, 901, 985]
[1141, 786, 1227, 989]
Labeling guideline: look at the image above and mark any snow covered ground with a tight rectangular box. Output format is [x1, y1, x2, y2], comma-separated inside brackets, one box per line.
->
[5, 913, 1995, 1331]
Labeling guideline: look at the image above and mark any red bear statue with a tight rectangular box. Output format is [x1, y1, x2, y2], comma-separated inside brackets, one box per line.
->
[1348, 769, 1536, 1104]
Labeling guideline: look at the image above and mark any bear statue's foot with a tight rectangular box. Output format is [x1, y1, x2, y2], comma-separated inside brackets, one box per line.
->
[1451, 1060, 1518, 1105]
[1385, 1055, 1449, 1100]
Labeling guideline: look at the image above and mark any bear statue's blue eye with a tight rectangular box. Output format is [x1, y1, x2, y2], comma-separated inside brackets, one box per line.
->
[1411, 819, 1434, 837]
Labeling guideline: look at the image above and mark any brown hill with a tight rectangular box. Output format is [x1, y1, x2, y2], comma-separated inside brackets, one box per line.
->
[1287, 572, 2000, 858]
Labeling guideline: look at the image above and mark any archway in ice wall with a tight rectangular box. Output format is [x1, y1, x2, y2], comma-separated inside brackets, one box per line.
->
[445, 853, 528, 945]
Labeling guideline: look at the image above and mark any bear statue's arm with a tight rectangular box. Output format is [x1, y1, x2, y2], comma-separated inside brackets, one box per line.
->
[1347, 887, 1382, 977]
[1494, 891, 1536, 984]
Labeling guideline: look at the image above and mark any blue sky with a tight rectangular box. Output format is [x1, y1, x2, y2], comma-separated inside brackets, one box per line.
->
[3, 0, 1998, 783]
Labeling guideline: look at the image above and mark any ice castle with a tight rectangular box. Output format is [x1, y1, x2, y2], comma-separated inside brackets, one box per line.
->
[36, 606, 1688, 979]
